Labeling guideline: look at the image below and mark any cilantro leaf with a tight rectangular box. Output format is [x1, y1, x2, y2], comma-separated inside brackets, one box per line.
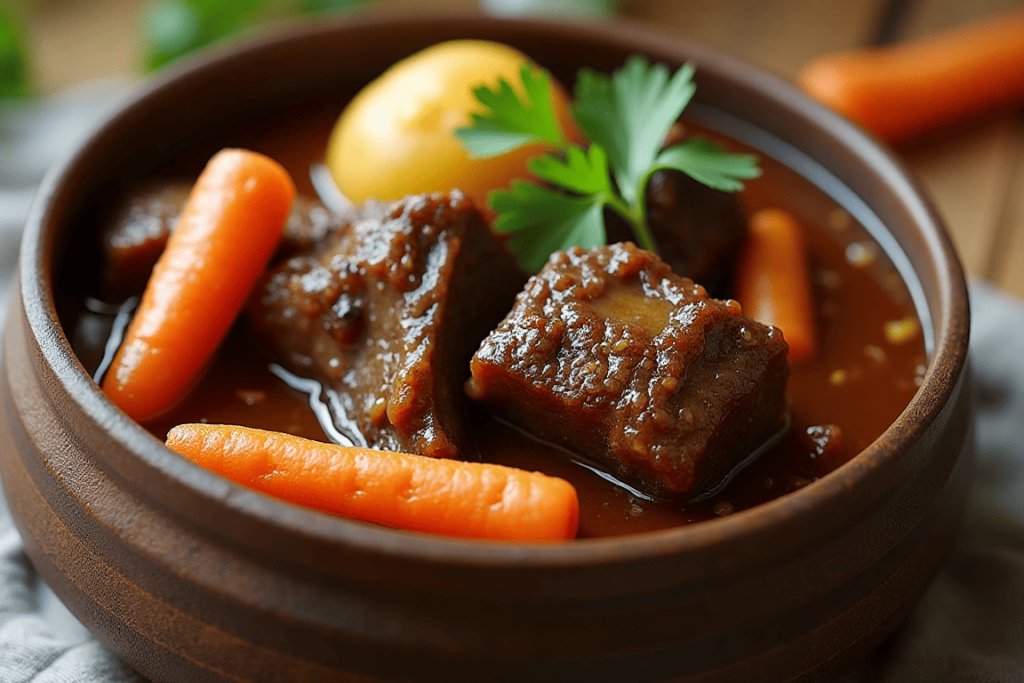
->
[652, 139, 762, 192]
[528, 144, 612, 196]
[490, 180, 607, 273]
[572, 57, 696, 203]
[456, 64, 567, 158]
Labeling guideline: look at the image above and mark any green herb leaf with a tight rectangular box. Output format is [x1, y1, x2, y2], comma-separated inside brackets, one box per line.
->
[572, 56, 695, 203]
[490, 180, 607, 273]
[456, 64, 566, 158]
[455, 54, 760, 272]
[528, 144, 612, 196]
[652, 139, 761, 192]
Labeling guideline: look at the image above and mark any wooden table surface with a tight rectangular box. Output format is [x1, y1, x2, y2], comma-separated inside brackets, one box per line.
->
[24, 0, 1024, 298]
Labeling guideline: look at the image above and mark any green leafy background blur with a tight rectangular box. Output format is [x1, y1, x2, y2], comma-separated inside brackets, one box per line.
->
[0, 1, 29, 97]
[0, 0, 367, 97]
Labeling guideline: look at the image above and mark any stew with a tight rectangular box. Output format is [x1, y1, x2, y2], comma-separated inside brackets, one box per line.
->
[67, 84, 926, 540]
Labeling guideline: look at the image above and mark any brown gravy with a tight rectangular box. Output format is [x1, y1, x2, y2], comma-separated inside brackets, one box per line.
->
[70, 103, 927, 538]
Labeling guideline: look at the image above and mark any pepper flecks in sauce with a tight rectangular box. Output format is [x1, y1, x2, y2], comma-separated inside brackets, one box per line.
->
[68, 103, 927, 538]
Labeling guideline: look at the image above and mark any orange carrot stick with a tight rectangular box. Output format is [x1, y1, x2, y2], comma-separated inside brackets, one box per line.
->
[103, 149, 295, 422]
[734, 208, 816, 365]
[166, 424, 580, 542]
[797, 10, 1024, 145]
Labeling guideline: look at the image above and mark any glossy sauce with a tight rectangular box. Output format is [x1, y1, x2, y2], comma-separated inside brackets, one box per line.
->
[590, 281, 676, 336]
[70, 104, 927, 538]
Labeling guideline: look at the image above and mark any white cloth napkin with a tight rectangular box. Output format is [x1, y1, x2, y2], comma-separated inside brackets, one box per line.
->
[1, 86, 1022, 683]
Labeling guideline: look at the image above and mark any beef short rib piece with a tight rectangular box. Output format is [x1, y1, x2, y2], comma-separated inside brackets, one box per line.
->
[645, 169, 747, 291]
[101, 180, 192, 299]
[250, 191, 525, 458]
[101, 180, 341, 297]
[467, 242, 789, 500]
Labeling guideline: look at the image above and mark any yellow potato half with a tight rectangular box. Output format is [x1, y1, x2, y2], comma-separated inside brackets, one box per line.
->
[326, 40, 578, 211]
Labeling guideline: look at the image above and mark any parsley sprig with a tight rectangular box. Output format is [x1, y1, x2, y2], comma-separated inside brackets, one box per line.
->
[456, 56, 761, 273]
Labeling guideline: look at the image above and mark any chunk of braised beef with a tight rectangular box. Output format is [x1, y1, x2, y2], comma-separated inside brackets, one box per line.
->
[249, 191, 525, 459]
[100, 180, 191, 299]
[277, 195, 351, 257]
[645, 169, 747, 291]
[467, 242, 789, 500]
[100, 180, 343, 297]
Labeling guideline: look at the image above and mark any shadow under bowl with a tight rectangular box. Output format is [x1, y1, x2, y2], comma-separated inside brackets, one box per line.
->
[0, 15, 973, 683]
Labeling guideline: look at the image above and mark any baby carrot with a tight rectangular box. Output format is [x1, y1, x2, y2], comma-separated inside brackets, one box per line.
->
[734, 208, 816, 365]
[797, 10, 1024, 145]
[166, 424, 580, 542]
[103, 149, 295, 422]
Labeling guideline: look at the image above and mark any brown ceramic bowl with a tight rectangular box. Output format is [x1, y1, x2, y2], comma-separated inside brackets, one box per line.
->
[0, 15, 972, 683]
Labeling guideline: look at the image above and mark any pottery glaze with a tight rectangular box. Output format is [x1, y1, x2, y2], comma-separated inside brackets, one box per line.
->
[0, 16, 972, 683]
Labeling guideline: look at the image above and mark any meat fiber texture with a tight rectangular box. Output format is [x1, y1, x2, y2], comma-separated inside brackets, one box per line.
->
[250, 191, 525, 458]
[468, 242, 790, 500]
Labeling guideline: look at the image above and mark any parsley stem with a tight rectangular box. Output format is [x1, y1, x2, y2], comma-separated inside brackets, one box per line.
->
[633, 185, 657, 253]
[605, 193, 657, 253]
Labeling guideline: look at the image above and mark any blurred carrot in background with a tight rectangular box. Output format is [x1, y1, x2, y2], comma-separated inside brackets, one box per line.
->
[797, 10, 1024, 145]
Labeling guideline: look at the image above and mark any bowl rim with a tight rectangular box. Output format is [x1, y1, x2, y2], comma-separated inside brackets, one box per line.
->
[17, 13, 970, 567]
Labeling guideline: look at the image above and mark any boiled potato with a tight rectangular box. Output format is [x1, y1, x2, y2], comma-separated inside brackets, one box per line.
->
[326, 40, 578, 211]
